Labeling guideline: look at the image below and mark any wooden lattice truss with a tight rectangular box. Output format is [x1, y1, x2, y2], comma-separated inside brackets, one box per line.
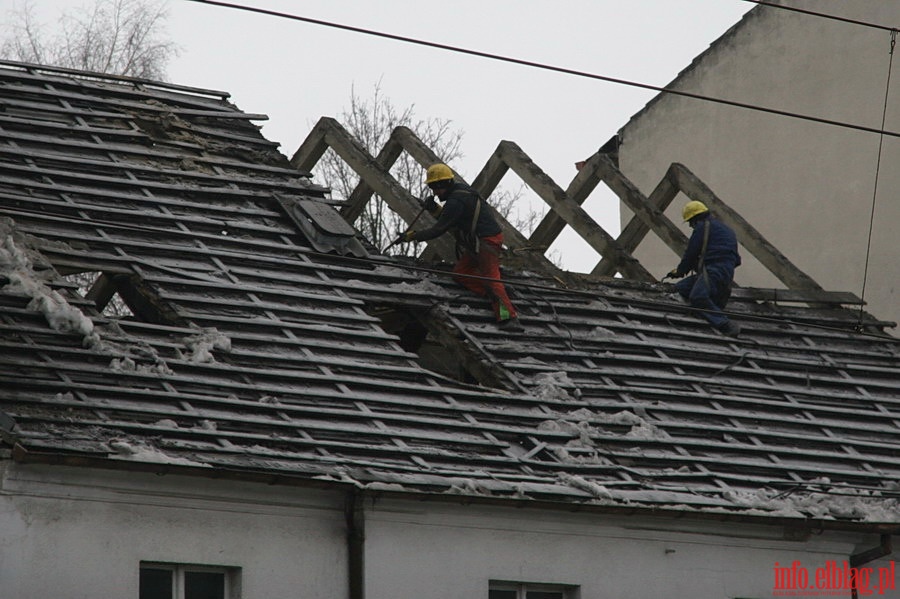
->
[292, 116, 858, 306]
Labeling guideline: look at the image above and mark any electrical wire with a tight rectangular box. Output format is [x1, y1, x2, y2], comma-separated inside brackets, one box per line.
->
[182, 0, 900, 140]
[740, 0, 899, 33]
[857, 31, 897, 329]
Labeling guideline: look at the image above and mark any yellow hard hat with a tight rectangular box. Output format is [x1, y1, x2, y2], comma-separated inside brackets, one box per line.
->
[682, 200, 709, 222]
[425, 163, 454, 185]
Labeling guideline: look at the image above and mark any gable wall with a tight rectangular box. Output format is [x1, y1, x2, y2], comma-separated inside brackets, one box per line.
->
[618, 1, 900, 328]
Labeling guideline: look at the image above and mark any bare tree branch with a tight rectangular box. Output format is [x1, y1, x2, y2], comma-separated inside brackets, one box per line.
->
[1, 0, 179, 80]
[314, 81, 542, 257]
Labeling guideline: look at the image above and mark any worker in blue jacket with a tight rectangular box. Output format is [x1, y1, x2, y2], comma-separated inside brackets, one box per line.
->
[665, 201, 742, 336]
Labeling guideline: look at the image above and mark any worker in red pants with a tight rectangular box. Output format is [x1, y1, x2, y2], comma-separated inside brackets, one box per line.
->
[398, 163, 522, 331]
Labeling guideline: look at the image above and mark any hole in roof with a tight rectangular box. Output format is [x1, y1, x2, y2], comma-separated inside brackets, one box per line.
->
[60, 270, 180, 325]
[366, 304, 479, 386]
[64, 271, 134, 318]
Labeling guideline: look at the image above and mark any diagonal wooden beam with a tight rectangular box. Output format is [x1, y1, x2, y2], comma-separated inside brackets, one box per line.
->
[470, 149, 509, 199]
[289, 117, 456, 259]
[416, 305, 527, 393]
[497, 141, 653, 281]
[670, 164, 823, 291]
[341, 132, 405, 224]
[528, 154, 603, 251]
[590, 154, 688, 277]
[390, 126, 445, 170]
[289, 117, 330, 173]
[593, 163, 682, 277]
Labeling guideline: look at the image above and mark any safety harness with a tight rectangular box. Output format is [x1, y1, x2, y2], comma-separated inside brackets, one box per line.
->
[696, 218, 733, 307]
[469, 195, 482, 254]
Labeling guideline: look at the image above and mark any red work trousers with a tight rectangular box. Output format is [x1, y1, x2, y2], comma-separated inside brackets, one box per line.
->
[452, 233, 518, 322]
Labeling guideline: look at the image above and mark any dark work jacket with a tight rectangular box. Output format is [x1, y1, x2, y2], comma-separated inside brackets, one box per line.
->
[412, 181, 501, 250]
[676, 215, 741, 278]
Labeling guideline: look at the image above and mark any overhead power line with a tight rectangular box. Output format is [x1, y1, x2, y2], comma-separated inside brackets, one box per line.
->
[184, 0, 900, 140]
[740, 0, 899, 33]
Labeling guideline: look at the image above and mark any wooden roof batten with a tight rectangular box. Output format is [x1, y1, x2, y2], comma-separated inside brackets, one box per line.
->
[292, 117, 854, 308]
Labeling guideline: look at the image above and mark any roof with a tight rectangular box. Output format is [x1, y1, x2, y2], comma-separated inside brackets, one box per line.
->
[2, 60, 900, 527]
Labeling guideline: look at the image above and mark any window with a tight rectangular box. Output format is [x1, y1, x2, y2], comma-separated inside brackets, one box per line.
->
[489, 581, 579, 599]
[139, 563, 240, 599]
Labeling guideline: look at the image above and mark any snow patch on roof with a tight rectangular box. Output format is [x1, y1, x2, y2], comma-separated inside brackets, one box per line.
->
[179, 328, 232, 363]
[1, 229, 94, 338]
[724, 484, 900, 522]
[559, 472, 614, 501]
[532, 371, 577, 400]
[388, 279, 446, 296]
[107, 438, 210, 468]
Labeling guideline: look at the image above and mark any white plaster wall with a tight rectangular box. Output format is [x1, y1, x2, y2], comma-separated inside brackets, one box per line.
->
[617, 1, 900, 329]
[0, 463, 347, 599]
[364, 499, 896, 599]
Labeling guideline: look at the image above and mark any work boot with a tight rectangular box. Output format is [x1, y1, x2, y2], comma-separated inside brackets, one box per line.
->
[717, 320, 741, 337]
[498, 317, 524, 332]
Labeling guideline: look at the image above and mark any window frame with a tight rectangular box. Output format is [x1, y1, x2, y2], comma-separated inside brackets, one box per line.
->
[139, 562, 240, 599]
[489, 580, 580, 599]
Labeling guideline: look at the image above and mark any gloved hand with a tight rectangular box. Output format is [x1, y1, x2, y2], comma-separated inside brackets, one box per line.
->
[422, 196, 442, 217]
[399, 230, 416, 243]
[663, 268, 681, 280]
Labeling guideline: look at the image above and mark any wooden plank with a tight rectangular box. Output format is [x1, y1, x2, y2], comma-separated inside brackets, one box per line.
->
[0, 191, 296, 238]
[526, 152, 601, 251]
[466, 143, 562, 275]
[11, 412, 513, 464]
[0, 112, 151, 142]
[731, 287, 863, 305]
[4, 392, 508, 450]
[0, 122, 313, 178]
[143, 273, 366, 307]
[0, 59, 233, 101]
[0, 160, 311, 198]
[340, 130, 405, 223]
[594, 162, 682, 277]
[0, 186, 285, 221]
[0, 357, 534, 421]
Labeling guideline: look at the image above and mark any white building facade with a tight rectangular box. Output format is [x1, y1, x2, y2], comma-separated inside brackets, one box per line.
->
[2, 462, 897, 599]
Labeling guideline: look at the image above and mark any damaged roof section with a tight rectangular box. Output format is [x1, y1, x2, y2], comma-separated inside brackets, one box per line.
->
[1, 61, 900, 525]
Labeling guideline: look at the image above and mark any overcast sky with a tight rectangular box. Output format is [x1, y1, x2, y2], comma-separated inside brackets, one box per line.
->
[9, 0, 753, 271]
